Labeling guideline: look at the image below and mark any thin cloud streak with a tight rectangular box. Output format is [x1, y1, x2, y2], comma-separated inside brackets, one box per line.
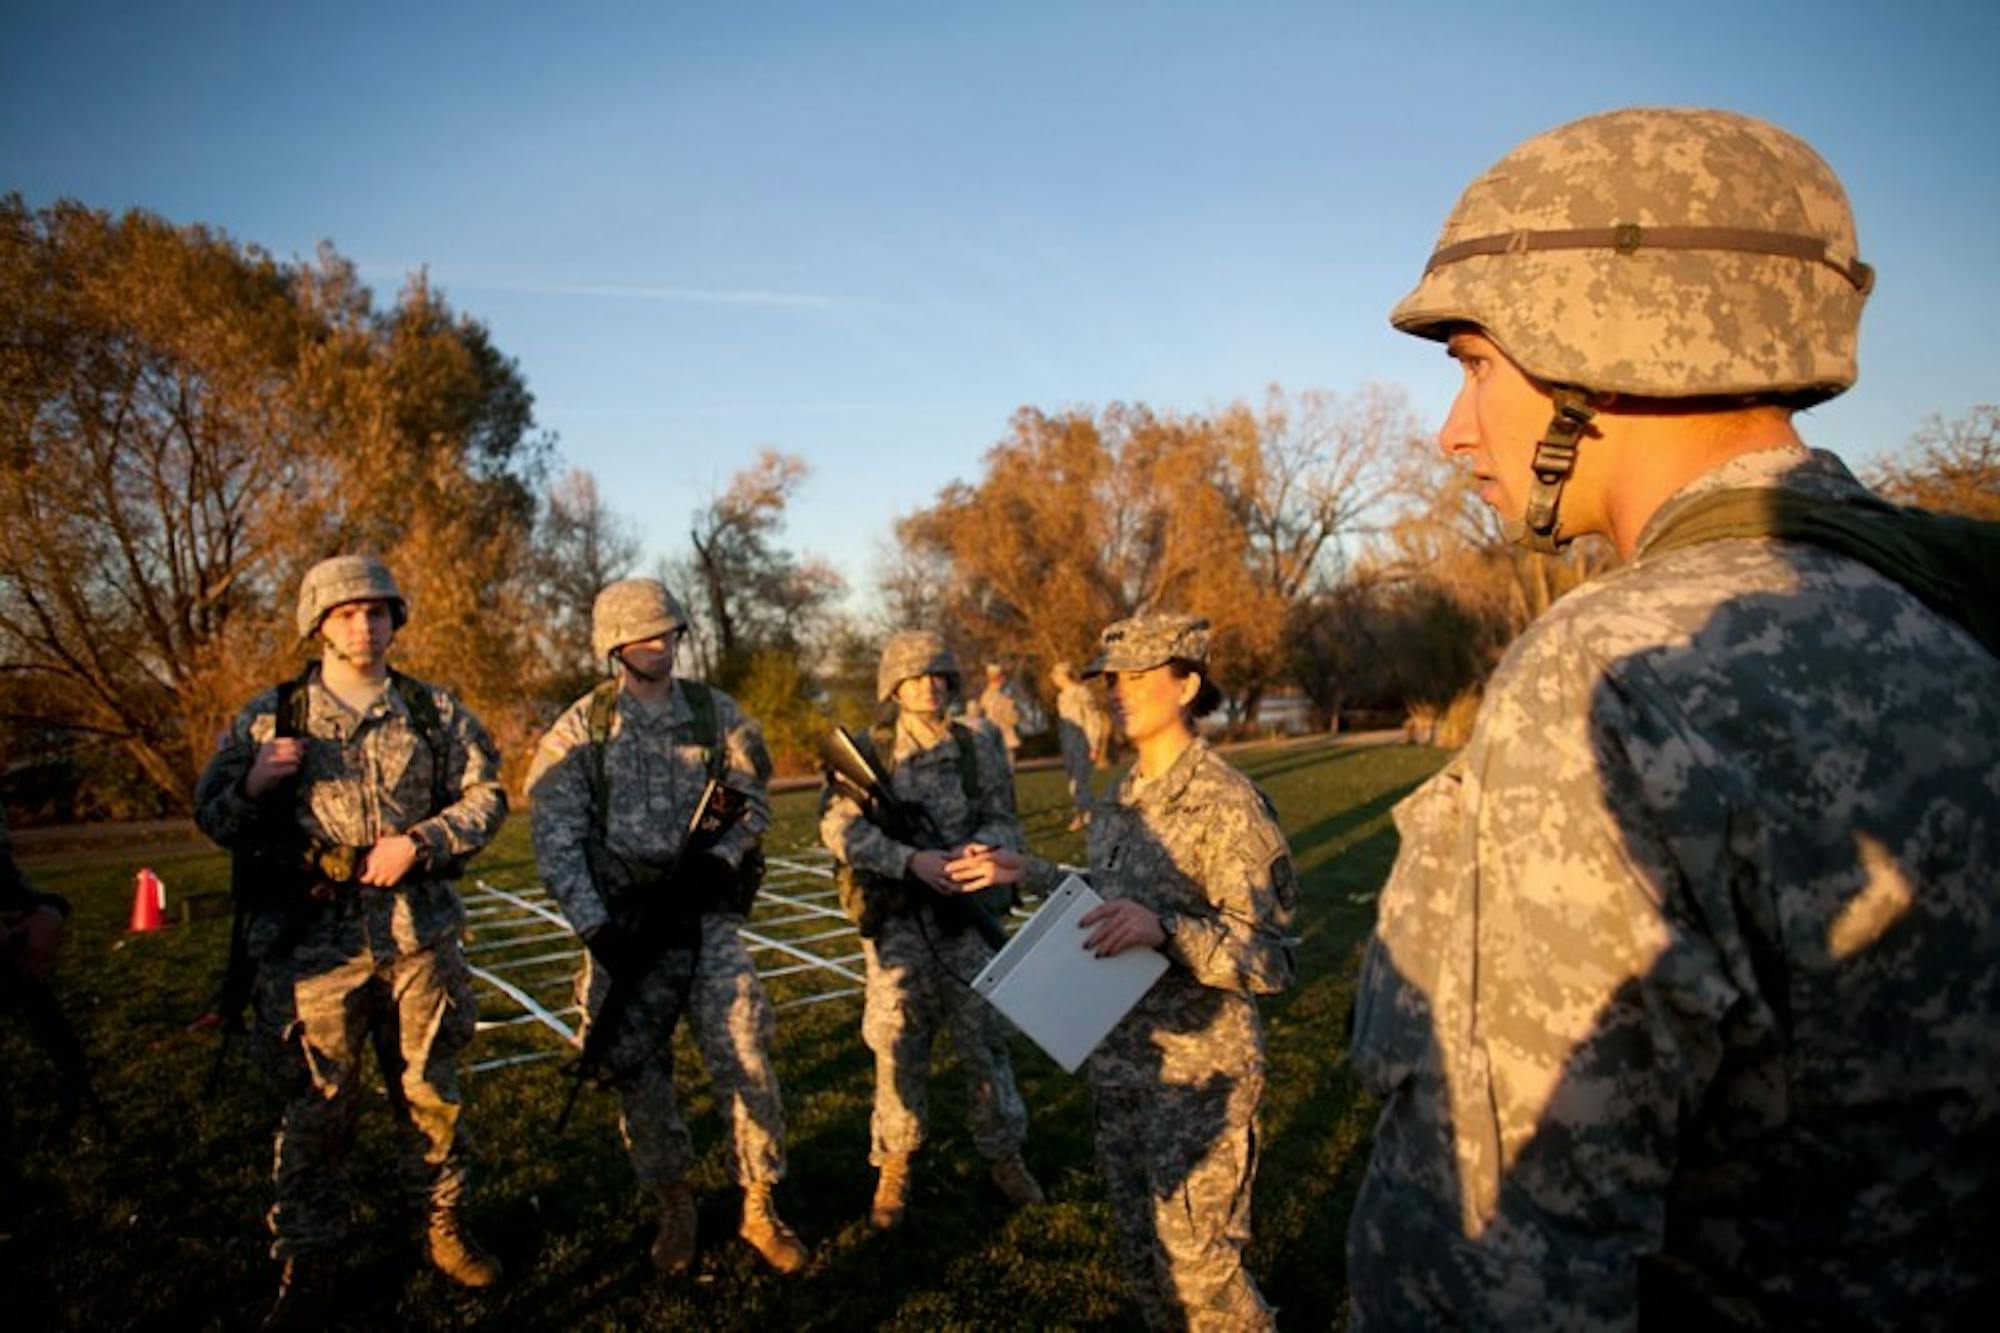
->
[478, 279, 839, 310]
[351, 262, 838, 309]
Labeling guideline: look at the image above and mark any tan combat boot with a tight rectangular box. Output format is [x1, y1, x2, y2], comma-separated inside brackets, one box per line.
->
[739, 1181, 808, 1273]
[427, 1212, 504, 1287]
[990, 1152, 1045, 1208]
[652, 1179, 699, 1275]
[869, 1152, 913, 1230]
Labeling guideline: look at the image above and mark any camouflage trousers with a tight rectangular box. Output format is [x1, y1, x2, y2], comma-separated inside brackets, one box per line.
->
[1058, 728, 1095, 813]
[576, 913, 786, 1188]
[1094, 1072, 1274, 1333]
[860, 911, 1026, 1165]
[252, 936, 479, 1260]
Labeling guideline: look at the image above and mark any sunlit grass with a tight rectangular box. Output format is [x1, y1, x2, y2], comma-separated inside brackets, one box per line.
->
[5, 738, 1445, 1330]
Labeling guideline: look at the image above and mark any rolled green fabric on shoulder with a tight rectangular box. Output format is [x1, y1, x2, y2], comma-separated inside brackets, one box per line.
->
[1643, 487, 2000, 660]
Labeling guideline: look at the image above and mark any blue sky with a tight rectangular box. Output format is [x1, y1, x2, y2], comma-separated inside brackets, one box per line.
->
[5, 1, 1996, 602]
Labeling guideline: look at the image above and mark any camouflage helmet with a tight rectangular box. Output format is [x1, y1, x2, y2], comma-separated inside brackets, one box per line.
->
[877, 630, 960, 702]
[296, 555, 407, 638]
[591, 578, 689, 660]
[1391, 107, 1873, 403]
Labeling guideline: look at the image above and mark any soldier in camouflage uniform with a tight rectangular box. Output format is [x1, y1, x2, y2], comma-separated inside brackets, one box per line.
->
[193, 556, 508, 1321]
[818, 630, 1043, 1229]
[525, 578, 805, 1276]
[1347, 108, 2000, 1328]
[1050, 659, 1109, 830]
[978, 661, 1024, 770]
[956, 615, 1296, 1333]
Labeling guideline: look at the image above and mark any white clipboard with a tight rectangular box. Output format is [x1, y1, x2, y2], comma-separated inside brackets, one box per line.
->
[971, 874, 1168, 1073]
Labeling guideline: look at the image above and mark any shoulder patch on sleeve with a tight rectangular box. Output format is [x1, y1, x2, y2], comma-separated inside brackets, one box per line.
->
[1241, 814, 1287, 869]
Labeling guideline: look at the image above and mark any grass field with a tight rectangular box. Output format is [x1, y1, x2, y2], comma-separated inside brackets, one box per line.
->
[2, 738, 1446, 1331]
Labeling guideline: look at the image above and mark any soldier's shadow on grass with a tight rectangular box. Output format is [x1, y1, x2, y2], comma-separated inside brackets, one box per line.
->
[1282, 782, 1425, 866]
[1235, 740, 1399, 789]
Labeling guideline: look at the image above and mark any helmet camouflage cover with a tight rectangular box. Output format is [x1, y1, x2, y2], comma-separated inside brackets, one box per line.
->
[877, 630, 960, 702]
[296, 555, 407, 637]
[591, 578, 689, 660]
[1391, 107, 1872, 403]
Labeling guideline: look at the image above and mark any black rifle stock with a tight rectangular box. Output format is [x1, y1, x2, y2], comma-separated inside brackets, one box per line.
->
[820, 726, 1009, 952]
[555, 778, 748, 1133]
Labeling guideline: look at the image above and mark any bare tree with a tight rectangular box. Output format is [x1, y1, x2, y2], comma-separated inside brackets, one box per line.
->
[1869, 405, 2000, 521]
[683, 449, 844, 685]
[530, 468, 641, 697]
[1215, 383, 1416, 721]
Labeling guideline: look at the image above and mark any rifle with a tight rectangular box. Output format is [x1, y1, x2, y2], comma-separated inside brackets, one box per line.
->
[555, 778, 749, 1133]
[820, 725, 1009, 952]
[195, 818, 330, 1095]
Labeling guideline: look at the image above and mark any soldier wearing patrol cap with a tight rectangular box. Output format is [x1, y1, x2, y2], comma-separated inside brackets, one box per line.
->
[526, 578, 805, 1276]
[818, 629, 1043, 1231]
[193, 555, 510, 1322]
[954, 613, 1297, 1332]
[1346, 109, 2000, 1327]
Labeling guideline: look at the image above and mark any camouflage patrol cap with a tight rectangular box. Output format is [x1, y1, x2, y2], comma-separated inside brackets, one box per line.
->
[591, 578, 689, 660]
[877, 630, 960, 702]
[296, 555, 407, 637]
[1081, 614, 1210, 678]
[1392, 107, 1872, 402]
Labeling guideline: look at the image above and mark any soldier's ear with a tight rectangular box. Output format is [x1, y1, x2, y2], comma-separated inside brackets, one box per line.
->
[1176, 671, 1201, 710]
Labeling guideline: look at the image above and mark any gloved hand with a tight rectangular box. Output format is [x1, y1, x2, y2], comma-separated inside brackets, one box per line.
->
[585, 922, 639, 977]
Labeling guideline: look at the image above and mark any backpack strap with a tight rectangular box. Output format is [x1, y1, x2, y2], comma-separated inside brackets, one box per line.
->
[584, 677, 729, 843]
[863, 720, 983, 806]
[678, 679, 724, 781]
[274, 665, 314, 741]
[866, 721, 897, 778]
[947, 722, 983, 805]
[1645, 487, 2000, 660]
[388, 668, 454, 818]
[584, 678, 622, 843]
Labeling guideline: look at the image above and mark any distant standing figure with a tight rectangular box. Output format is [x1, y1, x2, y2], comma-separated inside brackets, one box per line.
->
[1050, 660, 1109, 830]
[978, 662, 1023, 769]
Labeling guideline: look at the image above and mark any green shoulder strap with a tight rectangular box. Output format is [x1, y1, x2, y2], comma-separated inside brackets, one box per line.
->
[864, 721, 897, 784]
[584, 679, 622, 841]
[1645, 487, 2000, 660]
[678, 679, 724, 780]
[274, 664, 315, 741]
[584, 678, 726, 840]
[947, 721, 983, 805]
[866, 719, 982, 806]
[388, 668, 454, 817]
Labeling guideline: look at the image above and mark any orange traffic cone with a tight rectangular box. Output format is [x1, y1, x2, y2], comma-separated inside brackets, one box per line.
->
[129, 866, 165, 932]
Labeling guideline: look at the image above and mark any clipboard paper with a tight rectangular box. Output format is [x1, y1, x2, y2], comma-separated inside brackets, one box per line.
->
[970, 874, 1169, 1073]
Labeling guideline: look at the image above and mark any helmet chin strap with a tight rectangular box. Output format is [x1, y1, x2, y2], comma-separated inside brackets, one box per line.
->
[1507, 386, 1596, 555]
[613, 647, 669, 684]
[321, 637, 380, 670]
